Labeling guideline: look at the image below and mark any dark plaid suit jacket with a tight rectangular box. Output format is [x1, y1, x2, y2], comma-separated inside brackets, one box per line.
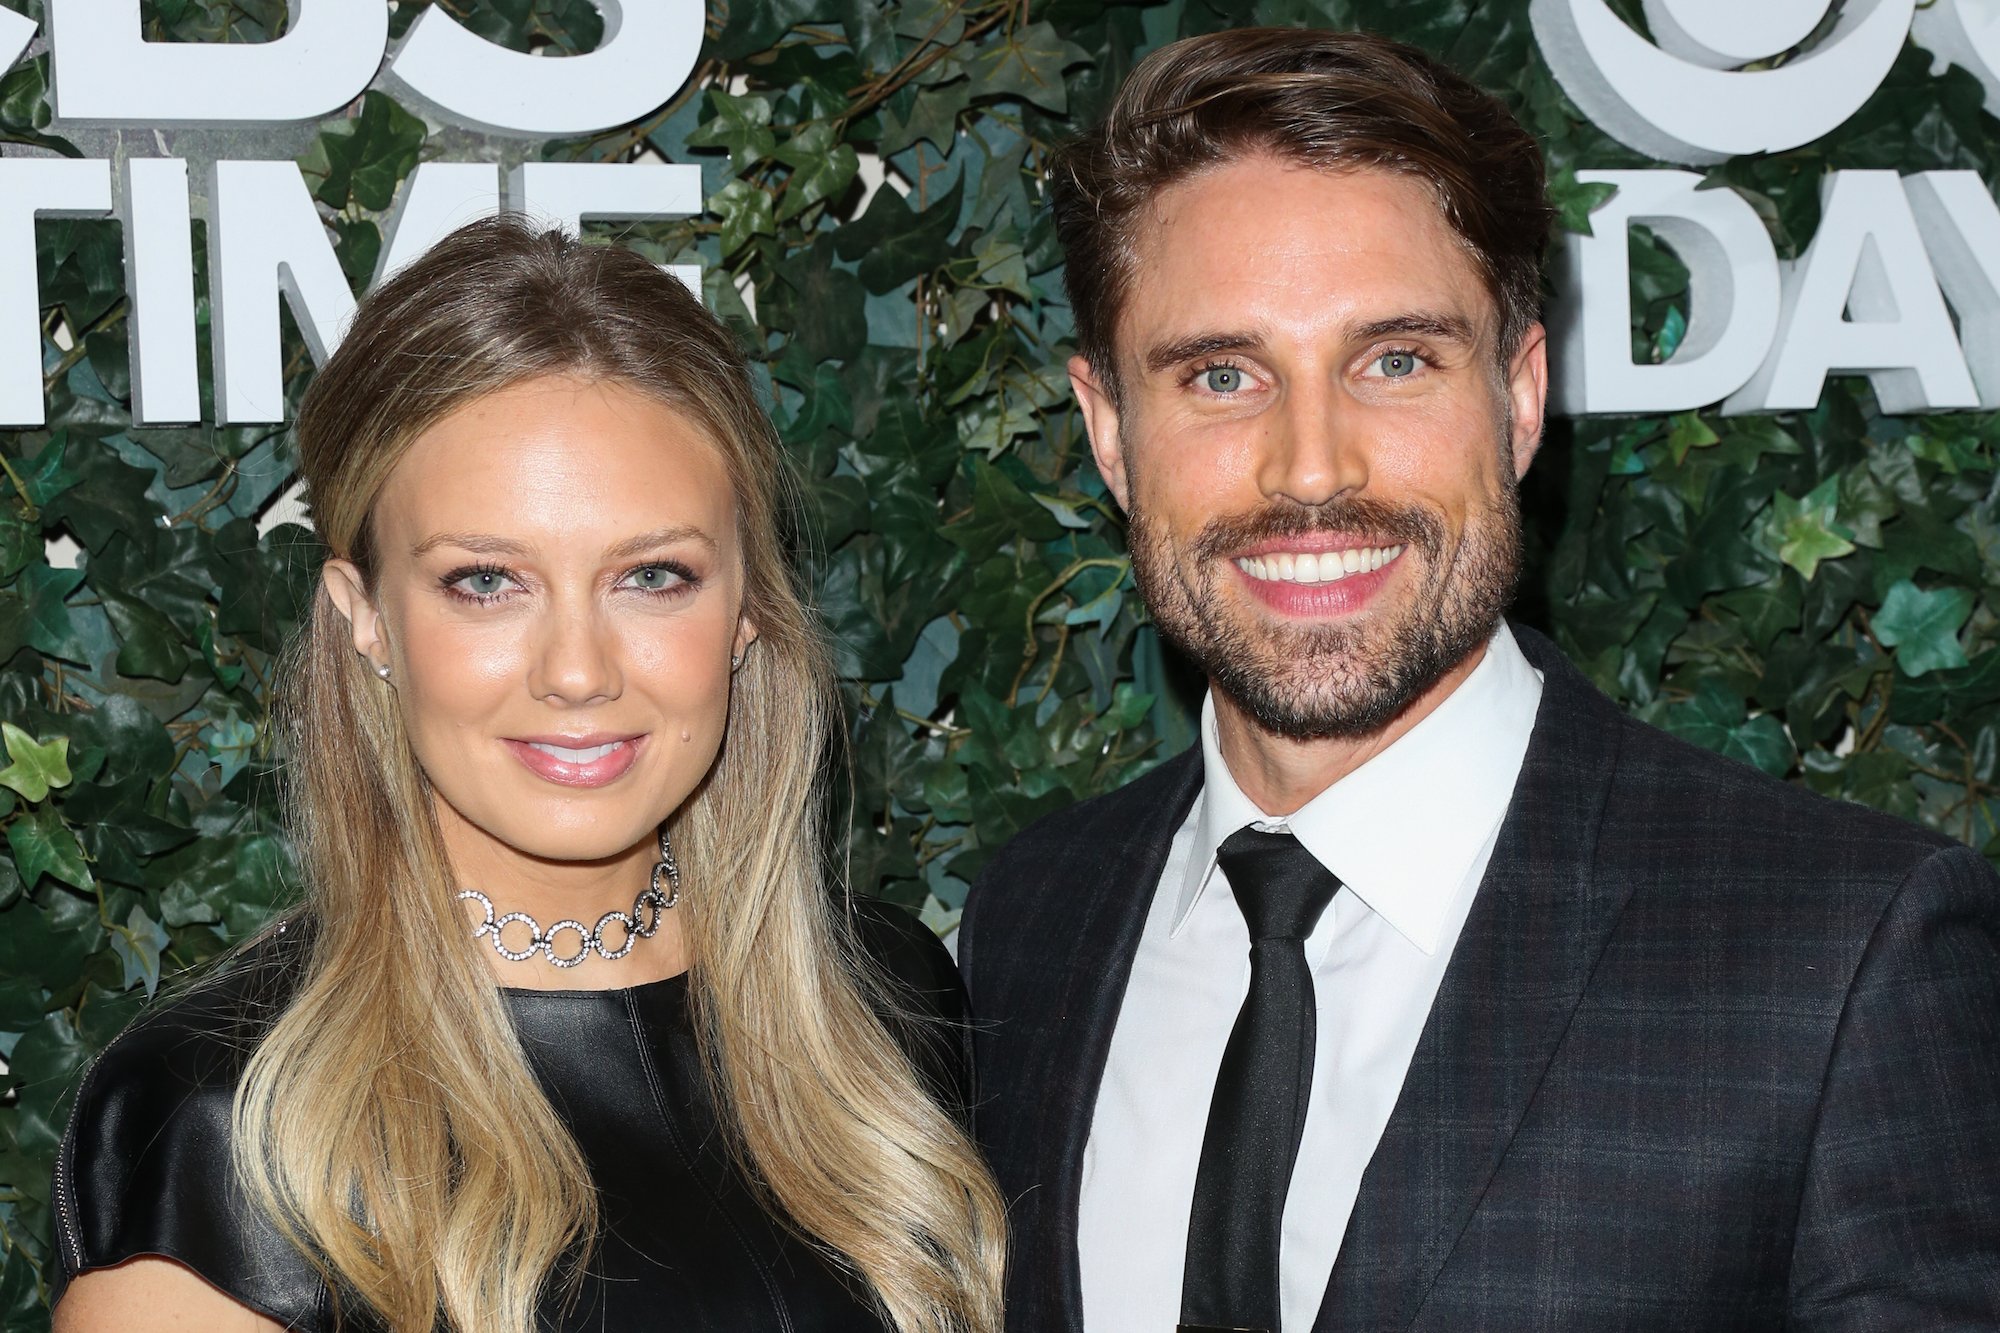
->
[958, 625, 2000, 1332]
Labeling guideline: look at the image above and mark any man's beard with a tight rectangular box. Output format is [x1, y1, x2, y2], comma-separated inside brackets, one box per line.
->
[1126, 476, 1522, 743]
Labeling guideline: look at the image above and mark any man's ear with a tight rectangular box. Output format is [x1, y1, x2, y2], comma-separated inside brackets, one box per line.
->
[322, 560, 390, 674]
[1505, 322, 1550, 481]
[1068, 355, 1131, 510]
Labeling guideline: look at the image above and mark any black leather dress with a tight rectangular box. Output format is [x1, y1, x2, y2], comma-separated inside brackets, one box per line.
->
[51, 901, 970, 1331]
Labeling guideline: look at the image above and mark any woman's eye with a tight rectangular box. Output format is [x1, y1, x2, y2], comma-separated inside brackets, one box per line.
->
[1200, 365, 1246, 394]
[622, 564, 686, 593]
[1376, 351, 1421, 379]
[450, 569, 516, 599]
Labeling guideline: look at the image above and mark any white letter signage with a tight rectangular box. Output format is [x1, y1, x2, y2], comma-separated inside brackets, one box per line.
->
[46, 0, 387, 125]
[0, 159, 112, 427]
[386, 0, 704, 137]
[1552, 170, 1781, 415]
[1530, 0, 1917, 165]
[1725, 172, 1978, 415]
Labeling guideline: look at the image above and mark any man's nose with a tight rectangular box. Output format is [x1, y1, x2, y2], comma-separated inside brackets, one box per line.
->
[1255, 378, 1369, 508]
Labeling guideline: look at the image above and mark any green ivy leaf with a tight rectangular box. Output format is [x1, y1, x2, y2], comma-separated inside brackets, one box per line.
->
[1665, 411, 1718, 464]
[300, 89, 427, 211]
[7, 806, 92, 891]
[773, 123, 861, 222]
[1764, 476, 1856, 580]
[101, 591, 189, 682]
[1548, 166, 1619, 236]
[0, 725, 70, 804]
[15, 563, 86, 660]
[16, 435, 79, 510]
[688, 90, 779, 172]
[965, 22, 1090, 112]
[1666, 679, 1795, 777]
[709, 179, 776, 257]
[769, 239, 869, 364]
[834, 176, 963, 294]
[1874, 580, 1974, 676]
[879, 80, 972, 158]
[108, 904, 169, 998]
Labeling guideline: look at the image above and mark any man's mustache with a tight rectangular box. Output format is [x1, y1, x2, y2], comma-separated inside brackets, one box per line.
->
[1188, 496, 1443, 564]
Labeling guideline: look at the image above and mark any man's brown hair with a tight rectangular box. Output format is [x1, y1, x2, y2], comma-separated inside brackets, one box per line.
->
[1049, 27, 1554, 394]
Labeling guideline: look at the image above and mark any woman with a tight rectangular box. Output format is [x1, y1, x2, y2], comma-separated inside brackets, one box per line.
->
[50, 217, 1006, 1332]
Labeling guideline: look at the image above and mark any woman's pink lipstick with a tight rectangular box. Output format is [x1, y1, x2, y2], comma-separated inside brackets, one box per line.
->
[503, 734, 644, 787]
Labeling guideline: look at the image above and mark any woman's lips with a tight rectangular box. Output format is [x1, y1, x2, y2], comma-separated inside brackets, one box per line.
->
[502, 735, 644, 788]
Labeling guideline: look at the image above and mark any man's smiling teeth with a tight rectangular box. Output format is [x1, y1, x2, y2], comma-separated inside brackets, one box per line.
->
[1234, 545, 1403, 584]
[529, 740, 626, 764]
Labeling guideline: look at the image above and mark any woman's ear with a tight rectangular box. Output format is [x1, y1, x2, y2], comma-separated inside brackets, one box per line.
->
[322, 560, 391, 675]
[731, 613, 757, 671]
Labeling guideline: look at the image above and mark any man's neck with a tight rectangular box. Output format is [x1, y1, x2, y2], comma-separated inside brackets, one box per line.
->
[1212, 640, 1491, 817]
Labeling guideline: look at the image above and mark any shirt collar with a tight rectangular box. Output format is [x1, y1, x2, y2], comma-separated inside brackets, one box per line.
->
[1174, 621, 1544, 955]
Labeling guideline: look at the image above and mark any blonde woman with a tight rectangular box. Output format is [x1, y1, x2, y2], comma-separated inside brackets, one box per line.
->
[49, 217, 1006, 1333]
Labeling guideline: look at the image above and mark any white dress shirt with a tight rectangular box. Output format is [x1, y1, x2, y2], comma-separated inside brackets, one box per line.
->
[1076, 623, 1543, 1333]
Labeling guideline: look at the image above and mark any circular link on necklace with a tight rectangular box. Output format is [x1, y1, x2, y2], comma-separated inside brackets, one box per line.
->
[457, 873, 677, 969]
[491, 911, 541, 963]
[456, 827, 680, 968]
[543, 919, 592, 968]
[593, 908, 639, 961]
[633, 888, 663, 937]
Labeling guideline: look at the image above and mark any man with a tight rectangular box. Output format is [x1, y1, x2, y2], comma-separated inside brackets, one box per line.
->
[956, 26, 2000, 1333]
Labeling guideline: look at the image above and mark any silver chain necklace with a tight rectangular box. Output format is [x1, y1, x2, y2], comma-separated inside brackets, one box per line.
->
[458, 828, 681, 969]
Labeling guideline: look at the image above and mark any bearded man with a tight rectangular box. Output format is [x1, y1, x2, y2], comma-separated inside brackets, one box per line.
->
[956, 26, 2000, 1333]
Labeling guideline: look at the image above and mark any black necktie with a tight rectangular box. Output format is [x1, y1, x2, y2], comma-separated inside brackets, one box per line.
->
[1179, 827, 1341, 1333]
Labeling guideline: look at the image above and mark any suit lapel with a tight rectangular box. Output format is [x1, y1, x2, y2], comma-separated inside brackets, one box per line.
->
[1318, 628, 1635, 1331]
[1035, 748, 1203, 1332]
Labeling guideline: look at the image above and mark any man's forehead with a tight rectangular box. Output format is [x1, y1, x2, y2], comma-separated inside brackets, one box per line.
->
[1115, 160, 1498, 363]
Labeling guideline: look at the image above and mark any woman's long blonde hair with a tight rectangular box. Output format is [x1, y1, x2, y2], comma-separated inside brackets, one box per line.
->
[233, 217, 1006, 1332]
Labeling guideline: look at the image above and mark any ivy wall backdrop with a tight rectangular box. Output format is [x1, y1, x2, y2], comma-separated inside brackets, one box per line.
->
[2, 0, 1998, 1322]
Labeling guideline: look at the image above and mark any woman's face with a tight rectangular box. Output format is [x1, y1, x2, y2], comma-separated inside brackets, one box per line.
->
[324, 375, 753, 868]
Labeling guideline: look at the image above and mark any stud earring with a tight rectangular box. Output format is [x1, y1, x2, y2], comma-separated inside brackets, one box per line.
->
[730, 653, 743, 670]
[374, 662, 391, 680]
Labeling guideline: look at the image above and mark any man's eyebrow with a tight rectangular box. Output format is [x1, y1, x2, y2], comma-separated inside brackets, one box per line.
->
[1350, 311, 1479, 345]
[1141, 331, 1266, 376]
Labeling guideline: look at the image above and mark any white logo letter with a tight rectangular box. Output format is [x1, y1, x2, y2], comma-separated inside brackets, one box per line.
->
[46, 0, 386, 125]
[1531, 0, 1916, 164]
[0, 158, 112, 427]
[122, 158, 201, 425]
[209, 161, 355, 424]
[1912, 0, 2000, 117]
[386, 0, 704, 137]
[373, 163, 504, 286]
[1551, 170, 1781, 415]
[1906, 171, 2000, 409]
[507, 162, 703, 294]
[1726, 171, 1978, 415]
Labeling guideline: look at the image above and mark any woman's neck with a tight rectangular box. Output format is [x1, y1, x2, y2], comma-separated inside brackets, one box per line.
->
[435, 805, 690, 990]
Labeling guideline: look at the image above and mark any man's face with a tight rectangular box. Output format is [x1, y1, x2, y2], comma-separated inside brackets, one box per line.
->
[1071, 156, 1547, 740]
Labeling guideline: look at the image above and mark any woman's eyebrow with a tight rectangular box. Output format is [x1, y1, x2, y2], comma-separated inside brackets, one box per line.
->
[408, 526, 718, 562]
[410, 532, 533, 559]
[603, 525, 717, 561]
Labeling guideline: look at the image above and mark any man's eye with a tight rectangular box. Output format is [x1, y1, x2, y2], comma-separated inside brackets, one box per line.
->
[1201, 365, 1246, 394]
[1376, 351, 1421, 379]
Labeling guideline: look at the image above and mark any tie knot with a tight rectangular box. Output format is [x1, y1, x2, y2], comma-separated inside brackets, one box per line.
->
[1215, 827, 1339, 942]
